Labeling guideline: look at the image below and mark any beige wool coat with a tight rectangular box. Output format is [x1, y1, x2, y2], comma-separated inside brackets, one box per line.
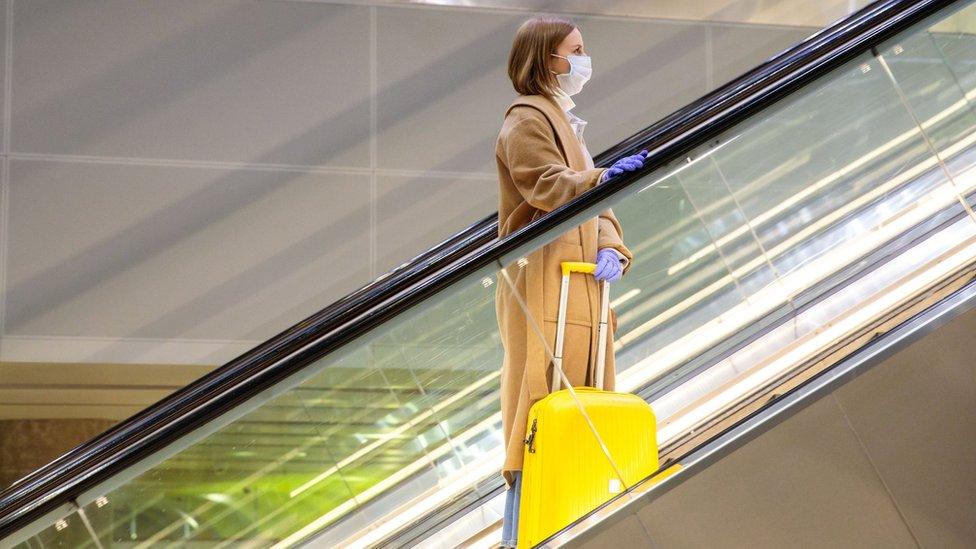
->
[494, 94, 634, 486]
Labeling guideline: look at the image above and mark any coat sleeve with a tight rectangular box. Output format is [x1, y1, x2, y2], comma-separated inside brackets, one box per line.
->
[597, 208, 634, 276]
[500, 107, 607, 212]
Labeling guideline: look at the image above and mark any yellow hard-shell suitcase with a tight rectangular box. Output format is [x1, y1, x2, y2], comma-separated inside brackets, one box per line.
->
[517, 262, 661, 547]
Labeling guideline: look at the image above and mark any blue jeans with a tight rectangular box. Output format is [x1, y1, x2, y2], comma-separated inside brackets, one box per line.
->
[501, 471, 522, 547]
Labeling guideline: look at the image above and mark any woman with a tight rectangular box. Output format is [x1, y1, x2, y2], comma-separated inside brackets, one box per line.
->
[494, 14, 647, 548]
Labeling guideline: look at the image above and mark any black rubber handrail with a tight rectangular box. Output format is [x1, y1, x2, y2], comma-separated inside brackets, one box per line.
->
[0, 0, 955, 538]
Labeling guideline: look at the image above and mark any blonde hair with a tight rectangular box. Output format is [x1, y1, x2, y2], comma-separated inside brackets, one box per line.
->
[508, 15, 577, 98]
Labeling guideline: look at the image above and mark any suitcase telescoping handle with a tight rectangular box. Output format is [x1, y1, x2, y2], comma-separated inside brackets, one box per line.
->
[551, 262, 612, 393]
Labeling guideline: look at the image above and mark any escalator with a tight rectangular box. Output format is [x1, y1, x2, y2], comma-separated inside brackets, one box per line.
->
[3, 0, 976, 546]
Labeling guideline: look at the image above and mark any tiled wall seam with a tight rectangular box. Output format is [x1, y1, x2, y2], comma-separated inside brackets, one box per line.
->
[1, 0, 13, 343]
[369, 5, 378, 281]
[1, 152, 495, 180]
[831, 393, 923, 546]
[705, 24, 714, 91]
[2, 0, 9, 154]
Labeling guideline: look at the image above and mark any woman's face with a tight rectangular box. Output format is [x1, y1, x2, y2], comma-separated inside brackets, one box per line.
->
[550, 27, 585, 75]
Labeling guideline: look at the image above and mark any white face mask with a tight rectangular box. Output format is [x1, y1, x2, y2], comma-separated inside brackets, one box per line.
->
[550, 53, 592, 96]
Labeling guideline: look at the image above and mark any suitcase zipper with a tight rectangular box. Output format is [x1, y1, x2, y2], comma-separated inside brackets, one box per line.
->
[524, 418, 538, 453]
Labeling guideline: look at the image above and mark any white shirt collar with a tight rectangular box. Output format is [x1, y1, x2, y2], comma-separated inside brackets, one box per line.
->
[554, 90, 587, 141]
[553, 89, 576, 112]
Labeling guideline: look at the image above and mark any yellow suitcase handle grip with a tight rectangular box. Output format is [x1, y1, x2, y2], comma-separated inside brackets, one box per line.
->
[561, 261, 596, 276]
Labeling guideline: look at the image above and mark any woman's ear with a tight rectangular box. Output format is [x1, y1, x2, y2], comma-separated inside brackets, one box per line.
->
[548, 53, 569, 75]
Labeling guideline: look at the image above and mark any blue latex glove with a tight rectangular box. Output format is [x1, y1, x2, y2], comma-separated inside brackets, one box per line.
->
[601, 150, 649, 183]
[594, 248, 623, 282]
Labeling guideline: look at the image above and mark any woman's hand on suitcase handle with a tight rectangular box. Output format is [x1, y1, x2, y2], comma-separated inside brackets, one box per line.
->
[594, 248, 624, 282]
[600, 150, 649, 183]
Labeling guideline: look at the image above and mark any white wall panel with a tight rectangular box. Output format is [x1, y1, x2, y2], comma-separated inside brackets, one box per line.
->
[6, 159, 371, 346]
[12, 0, 371, 167]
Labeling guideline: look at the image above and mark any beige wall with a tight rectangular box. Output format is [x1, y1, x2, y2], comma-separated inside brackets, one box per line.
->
[0, 418, 117, 488]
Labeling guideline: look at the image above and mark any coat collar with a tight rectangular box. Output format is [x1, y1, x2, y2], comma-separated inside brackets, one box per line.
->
[506, 94, 588, 171]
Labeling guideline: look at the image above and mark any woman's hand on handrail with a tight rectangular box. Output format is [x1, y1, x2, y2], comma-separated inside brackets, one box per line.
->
[600, 150, 648, 183]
